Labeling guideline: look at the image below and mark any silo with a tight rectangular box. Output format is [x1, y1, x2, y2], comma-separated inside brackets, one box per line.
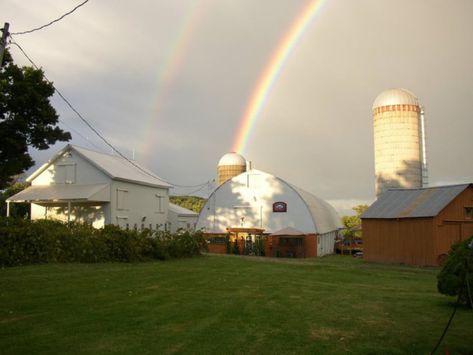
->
[217, 152, 247, 185]
[372, 88, 428, 196]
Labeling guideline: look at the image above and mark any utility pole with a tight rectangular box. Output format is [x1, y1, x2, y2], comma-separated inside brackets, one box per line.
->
[1, 22, 10, 67]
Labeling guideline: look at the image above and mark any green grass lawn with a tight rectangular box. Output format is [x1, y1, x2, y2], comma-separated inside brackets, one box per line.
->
[1, 254, 472, 354]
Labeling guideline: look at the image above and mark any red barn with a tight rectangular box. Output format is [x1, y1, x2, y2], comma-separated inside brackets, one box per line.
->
[361, 184, 473, 266]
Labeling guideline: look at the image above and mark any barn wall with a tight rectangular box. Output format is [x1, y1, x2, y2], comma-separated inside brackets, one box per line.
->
[362, 218, 435, 265]
[434, 186, 473, 259]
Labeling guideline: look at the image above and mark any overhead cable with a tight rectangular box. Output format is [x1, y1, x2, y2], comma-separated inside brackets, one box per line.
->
[10, 38, 212, 189]
[11, 0, 90, 36]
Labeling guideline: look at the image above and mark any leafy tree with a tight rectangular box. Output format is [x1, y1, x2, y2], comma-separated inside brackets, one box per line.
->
[0, 181, 29, 217]
[169, 195, 207, 213]
[437, 236, 473, 305]
[0, 49, 71, 189]
[341, 204, 369, 239]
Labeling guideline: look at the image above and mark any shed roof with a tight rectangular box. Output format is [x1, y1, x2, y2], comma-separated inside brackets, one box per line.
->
[27, 145, 171, 188]
[271, 227, 306, 236]
[168, 203, 198, 216]
[362, 184, 471, 219]
[7, 184, 110, 203]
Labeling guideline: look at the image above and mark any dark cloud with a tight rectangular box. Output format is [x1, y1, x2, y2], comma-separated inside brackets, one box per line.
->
[5, 0, 473, 214]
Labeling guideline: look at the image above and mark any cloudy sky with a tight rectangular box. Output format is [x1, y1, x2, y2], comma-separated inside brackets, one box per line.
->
[3, 0, 473, 215]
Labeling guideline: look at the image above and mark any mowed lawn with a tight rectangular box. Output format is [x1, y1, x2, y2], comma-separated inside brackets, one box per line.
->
[1, 255, 472, 354]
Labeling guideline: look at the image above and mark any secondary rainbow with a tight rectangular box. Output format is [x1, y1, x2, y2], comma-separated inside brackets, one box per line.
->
[232, 0, 327, 154]
[141, 0, 208, 161]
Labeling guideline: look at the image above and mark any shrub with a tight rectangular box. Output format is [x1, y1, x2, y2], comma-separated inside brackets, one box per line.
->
[437, 236, 473, 304]
[0, 217, 207, 267]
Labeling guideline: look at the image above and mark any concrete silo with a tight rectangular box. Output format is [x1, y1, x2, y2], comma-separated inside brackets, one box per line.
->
[217, 152, 247, 185]
[372, 88, 428, 196]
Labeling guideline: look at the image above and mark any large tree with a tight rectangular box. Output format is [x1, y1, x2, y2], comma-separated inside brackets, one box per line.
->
[0, 50, 71, 189]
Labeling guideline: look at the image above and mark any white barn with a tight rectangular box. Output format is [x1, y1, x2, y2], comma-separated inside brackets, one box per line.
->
[168, 203, 198, 232]
[197, 169, 342, 257]
[7, 144, 172, 230]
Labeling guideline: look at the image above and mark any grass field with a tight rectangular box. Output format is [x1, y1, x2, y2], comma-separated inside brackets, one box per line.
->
[1, 254, 472, 354]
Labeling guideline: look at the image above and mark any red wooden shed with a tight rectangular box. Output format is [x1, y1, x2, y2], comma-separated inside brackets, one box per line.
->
[361, 184, 473, 266]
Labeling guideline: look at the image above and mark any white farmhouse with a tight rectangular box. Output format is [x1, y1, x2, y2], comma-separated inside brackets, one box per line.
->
[7, 144, 172, 230]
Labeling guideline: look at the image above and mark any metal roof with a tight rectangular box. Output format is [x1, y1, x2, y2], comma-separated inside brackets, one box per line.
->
[270, 227, 306, 236]
[7, 184, 110, 203]
[27, 145, 171, 188]
[289, 184, 343, 234]
[361, 184, 471, 219]
[218, 152, 246, 166]
[372, 88, 419, 109]
[168, 203, 198, 216]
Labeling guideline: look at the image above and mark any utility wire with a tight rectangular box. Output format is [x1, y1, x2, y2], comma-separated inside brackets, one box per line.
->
[10, 38, 211, 189]
[174, 182, 213, 196]
[11, 0, 90, 36]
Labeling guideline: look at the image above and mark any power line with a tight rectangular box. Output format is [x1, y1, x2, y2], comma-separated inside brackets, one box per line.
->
[9, 38, 212, 189]
[11, 0, 90, 36]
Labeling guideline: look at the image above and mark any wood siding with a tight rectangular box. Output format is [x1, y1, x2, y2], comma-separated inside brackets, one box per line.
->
[363, 186, 473, 266]
[363, 218, 434, 265]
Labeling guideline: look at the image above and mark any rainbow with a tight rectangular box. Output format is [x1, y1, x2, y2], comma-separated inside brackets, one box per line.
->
[142, 0, 208, 161]
[232, 0, 327, 154]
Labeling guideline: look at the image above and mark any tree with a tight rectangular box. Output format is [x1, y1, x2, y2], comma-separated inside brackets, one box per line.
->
[169, 195, 207, 213]
[437, 236, 473, 305]
[341, 204, 369, 239]
[0, 49, 71, 189]
[0, 181, 29, 217]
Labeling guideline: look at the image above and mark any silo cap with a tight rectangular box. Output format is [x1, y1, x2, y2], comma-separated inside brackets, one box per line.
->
[218, 152, 246, 166]
[372, 88, 420, 109]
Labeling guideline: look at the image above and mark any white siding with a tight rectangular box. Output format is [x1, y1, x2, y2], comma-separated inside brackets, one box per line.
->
[110, 181, 168, 230]
[32, 151, 109, 186]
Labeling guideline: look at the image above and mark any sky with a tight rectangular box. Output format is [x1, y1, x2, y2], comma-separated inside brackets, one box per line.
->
[3, 0, 473, 215]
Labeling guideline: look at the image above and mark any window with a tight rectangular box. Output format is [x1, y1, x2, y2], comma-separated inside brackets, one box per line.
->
[126, 223, 129, 230]
[56, 163, 76, 184]
[465, 207, 473, 219]
[149, 224, 153, 230]
[116, 189, 128, 210]
[156, 195, 165, 213]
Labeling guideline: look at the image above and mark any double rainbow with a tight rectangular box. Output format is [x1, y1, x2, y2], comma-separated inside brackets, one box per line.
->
[232, 0, 327, 154]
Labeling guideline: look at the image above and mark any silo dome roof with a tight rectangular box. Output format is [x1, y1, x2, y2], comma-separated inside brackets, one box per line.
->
[218, 152, 246, 166]
[372, 88, 419, 109]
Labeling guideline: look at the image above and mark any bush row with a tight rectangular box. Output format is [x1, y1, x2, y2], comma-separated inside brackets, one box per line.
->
[0, 217, 207, 267]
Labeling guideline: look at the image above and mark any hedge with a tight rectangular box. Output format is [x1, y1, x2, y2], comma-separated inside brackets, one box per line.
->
[0, 217, 207, 267]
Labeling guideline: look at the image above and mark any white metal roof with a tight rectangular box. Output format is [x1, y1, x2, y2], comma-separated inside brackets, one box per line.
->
[270, 227, 306, 236]
[217, 152, 246, 166]
[27, 145, 171, 188]
[197, 169, 341, 235]
[168, 203, 198, 216]
[288, 184, 343, 234]
[372, 88, 419, 109]
[7, 184, 110, 202]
